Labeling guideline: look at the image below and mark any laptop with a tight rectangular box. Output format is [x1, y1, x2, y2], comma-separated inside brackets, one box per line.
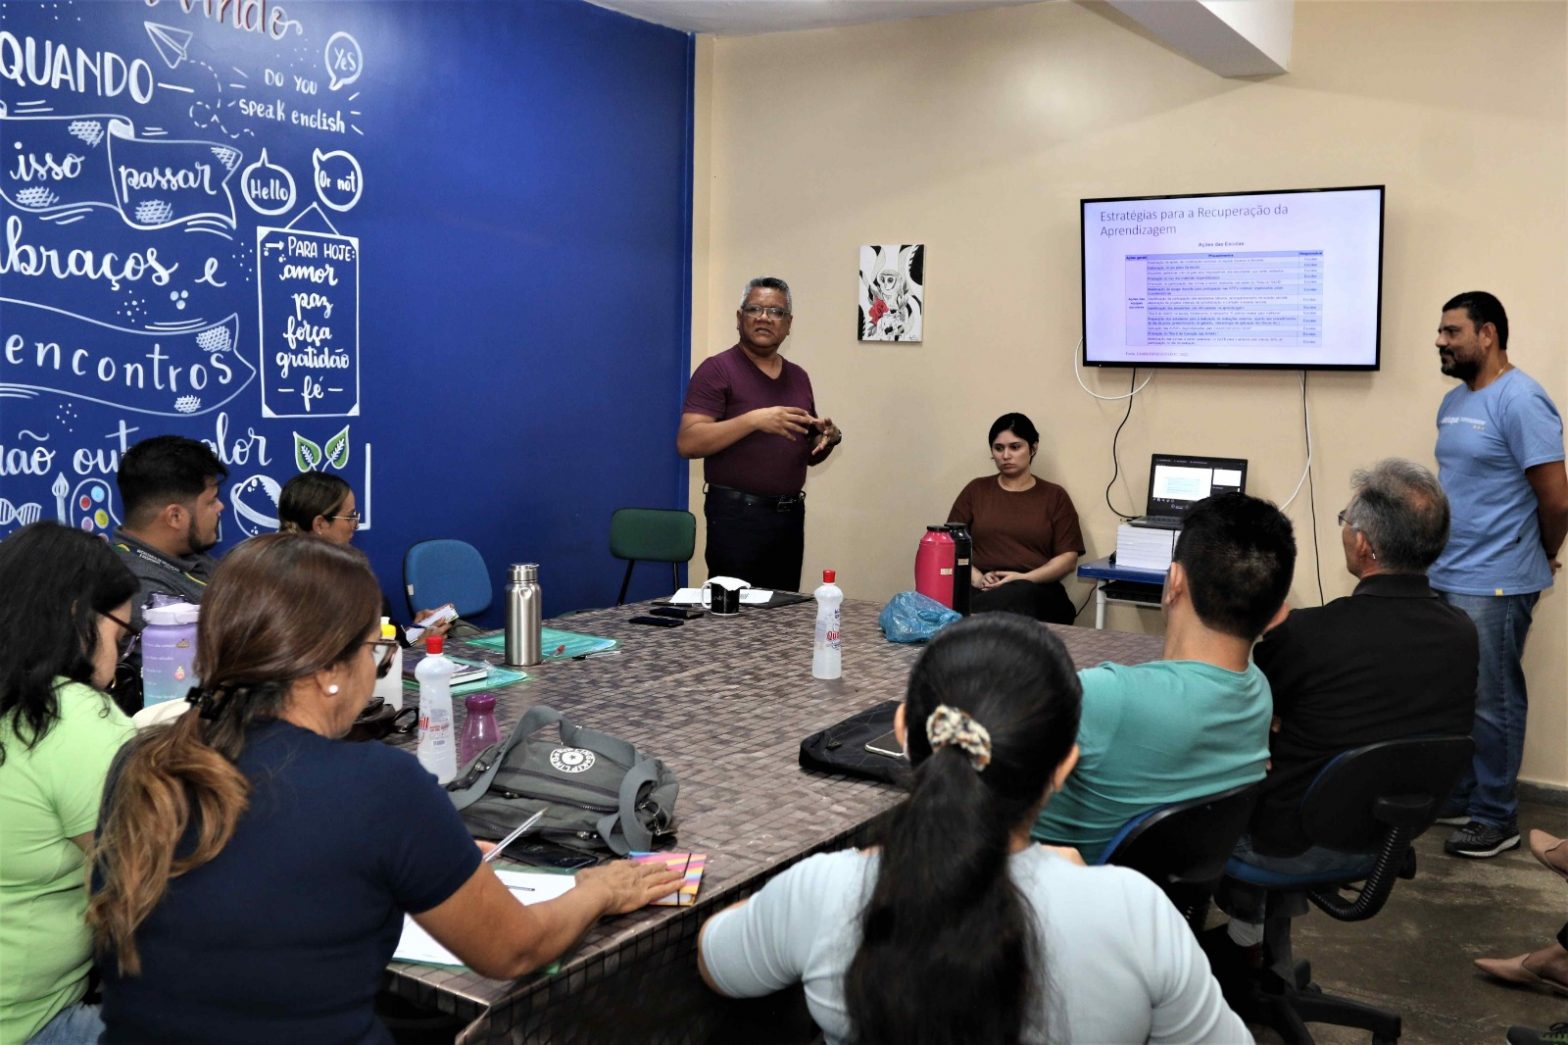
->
[1129, 454, 1249, 529]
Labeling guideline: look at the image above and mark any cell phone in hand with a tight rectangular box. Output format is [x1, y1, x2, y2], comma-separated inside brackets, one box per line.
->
[417, 604, 459, 628]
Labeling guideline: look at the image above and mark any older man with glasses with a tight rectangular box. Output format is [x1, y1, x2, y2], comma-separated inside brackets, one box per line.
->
[1209, 459, 1479, 979]
[677, 277, 842, 593]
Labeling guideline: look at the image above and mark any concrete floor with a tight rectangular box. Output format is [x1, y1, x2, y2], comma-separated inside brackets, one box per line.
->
[1253, 796, 1568, 1044]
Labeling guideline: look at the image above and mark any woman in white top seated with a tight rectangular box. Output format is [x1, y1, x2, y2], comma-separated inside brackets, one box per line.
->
[697, 614, 1250, 1044]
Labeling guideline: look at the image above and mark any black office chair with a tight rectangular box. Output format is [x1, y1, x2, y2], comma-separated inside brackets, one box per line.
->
[1097, 780, 1262, 932]
[609, 507, 696, 605]
[1222, 735, 1473, 1045]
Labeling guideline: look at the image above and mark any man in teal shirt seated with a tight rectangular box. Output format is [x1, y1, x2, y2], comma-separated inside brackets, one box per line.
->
[1034, 493, 1295, 862]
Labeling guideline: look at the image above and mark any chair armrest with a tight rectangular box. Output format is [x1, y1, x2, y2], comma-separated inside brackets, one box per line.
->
[1373, 794, 1435, 831]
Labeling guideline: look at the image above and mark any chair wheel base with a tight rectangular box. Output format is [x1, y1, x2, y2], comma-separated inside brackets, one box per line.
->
[1253, 960, 1400, 1044]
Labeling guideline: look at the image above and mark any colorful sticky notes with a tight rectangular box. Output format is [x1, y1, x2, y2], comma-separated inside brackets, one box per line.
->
[630, 851, 707, 907]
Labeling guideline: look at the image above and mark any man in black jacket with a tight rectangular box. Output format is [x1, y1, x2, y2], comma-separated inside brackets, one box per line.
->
[1215, 458, 1478, 974]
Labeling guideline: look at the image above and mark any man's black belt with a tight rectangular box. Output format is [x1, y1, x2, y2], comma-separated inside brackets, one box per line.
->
[707, 485, 804, 511]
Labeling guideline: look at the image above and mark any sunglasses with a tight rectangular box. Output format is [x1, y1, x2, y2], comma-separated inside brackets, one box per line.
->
[100, 610, 142, 663]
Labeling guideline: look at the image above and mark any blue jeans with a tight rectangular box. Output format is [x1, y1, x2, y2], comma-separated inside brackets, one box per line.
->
[28, 1001, 103, 1044]
[1439, 590, 1538, 828]
[1218, 835, 1377, 979]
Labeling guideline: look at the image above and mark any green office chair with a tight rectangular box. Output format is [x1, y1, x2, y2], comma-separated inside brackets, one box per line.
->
[609, 508, 696, 605]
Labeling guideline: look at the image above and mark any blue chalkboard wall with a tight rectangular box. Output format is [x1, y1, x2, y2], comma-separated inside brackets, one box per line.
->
[0, 0, 694, 621]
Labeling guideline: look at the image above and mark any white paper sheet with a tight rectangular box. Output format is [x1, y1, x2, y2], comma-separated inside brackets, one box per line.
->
[669, 587, 774, 606]
[393, 871, 577, 966]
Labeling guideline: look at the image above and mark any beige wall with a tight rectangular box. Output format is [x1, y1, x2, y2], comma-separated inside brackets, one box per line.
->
[689, 1, 1567, 786]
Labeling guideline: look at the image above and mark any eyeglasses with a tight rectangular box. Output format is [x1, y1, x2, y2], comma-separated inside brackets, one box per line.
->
[366, 638, 399, 678]
[326, 510, 361, 525]
[740, 305, 790, 319]
[101, 610, 142, 663]
[1337, 509, 1352, 527]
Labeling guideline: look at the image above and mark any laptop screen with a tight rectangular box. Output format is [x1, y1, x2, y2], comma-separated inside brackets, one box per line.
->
[1146, 454, 1249, 518]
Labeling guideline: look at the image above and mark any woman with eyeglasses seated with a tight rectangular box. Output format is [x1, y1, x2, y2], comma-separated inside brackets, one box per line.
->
[947, 412, 1084, 625]
[276, 471, 453, 642]
[88, 534, 680, 1043]
[698, 614, 1246, 1044]
[0, 522, 139, 1044]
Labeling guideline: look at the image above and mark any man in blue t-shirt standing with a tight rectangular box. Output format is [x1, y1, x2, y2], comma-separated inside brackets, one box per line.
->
[678, 277, 843, 593]
[1430, 291, 1568, 858]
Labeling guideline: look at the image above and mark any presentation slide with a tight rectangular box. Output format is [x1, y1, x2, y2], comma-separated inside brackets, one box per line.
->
[1081, 187, 1383, 369]
[1152, 465, 1214, 502]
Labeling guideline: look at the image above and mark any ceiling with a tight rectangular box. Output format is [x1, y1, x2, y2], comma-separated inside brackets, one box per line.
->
[584, 0, 1293, 77]
[584, 0, 1049, 36]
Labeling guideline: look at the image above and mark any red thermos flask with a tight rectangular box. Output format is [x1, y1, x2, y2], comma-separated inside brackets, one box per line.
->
[915, 526, 957, 608]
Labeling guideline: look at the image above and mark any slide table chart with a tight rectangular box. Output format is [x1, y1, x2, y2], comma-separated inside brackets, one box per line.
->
[383, 600, 1161, 1042]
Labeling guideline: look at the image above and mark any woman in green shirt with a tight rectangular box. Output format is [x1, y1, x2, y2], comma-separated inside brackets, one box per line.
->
[0, 522, 139, 1043]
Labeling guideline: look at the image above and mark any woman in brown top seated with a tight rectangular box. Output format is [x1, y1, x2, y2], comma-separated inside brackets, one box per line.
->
[948, 412, 1084, 625]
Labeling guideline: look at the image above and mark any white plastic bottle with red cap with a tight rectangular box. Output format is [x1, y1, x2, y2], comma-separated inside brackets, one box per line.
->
[415, 634, 457, 784]
[812, 569, 843, 680]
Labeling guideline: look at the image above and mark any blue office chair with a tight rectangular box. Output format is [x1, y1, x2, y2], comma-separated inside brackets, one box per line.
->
[1221, 735, 1473, 1045]
[609, 508, 696, 605]
[1097, 780, 1262, 933]
[403, 539, 493, 621]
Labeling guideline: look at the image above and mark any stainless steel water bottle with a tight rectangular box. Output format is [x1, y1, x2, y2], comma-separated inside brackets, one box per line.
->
[504, 563, 542, 667]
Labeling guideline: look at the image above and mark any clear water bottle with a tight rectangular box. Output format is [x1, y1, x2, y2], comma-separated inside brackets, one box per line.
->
[371, 617, 403, 710]
[459, 692, 500, 766]
[416, 635, 457, 784]
[812, 569, 843, 680]
[504, 563, 542, 667]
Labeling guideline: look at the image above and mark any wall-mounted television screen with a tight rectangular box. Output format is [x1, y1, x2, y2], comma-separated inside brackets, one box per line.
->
[1081, 186, 1384, 370]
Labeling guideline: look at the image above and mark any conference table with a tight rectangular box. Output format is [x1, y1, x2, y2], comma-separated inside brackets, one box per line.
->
[383, 598, 1162, 1043]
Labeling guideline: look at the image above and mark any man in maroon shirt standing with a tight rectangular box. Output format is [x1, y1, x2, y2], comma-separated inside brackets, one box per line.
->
[678, 277, 842, 592]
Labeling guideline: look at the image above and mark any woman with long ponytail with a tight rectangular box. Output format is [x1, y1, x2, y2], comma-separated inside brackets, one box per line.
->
[88, 534, 679, 1043]
[698, 614, 1246, 1043]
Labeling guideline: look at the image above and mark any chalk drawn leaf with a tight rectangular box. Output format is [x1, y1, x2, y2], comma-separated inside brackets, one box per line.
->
[324, 425, 351, 469]
[294, 432, 323, 472]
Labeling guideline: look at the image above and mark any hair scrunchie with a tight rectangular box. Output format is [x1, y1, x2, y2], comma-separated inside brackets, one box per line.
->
[925, 704, 993, 771]
[184, 685, 221, 721]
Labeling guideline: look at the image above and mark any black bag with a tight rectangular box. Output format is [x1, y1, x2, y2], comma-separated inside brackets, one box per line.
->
[799, 700, 909, 785]
[445, 705, 678, 856]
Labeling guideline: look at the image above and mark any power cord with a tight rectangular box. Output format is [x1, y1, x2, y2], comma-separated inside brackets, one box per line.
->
[1302, 373, 1324, 605]
[1073, 336, 1154, 401]
[1103, 367, 1140, 520]
[1272, 371, 1324, 605]
[1073, 335, 1151, 520]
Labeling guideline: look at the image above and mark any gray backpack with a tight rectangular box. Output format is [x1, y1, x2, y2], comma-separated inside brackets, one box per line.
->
[445, 705, 678, 856]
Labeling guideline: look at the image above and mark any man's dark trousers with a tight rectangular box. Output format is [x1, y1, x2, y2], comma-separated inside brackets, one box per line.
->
[704, 487, 805, 593]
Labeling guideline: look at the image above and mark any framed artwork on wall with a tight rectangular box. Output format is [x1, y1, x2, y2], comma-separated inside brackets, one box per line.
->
[858, 244, 924, 342]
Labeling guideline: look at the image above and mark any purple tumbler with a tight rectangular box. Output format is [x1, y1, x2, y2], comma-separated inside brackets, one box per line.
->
[459, 693, 500, 766]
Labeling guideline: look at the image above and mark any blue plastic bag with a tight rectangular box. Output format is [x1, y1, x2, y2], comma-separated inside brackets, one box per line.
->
[878, 591, 962, 644]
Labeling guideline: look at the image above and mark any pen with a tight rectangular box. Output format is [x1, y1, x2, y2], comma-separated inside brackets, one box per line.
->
[573, 649, 622, 661]
[483, 807, 548, 863]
